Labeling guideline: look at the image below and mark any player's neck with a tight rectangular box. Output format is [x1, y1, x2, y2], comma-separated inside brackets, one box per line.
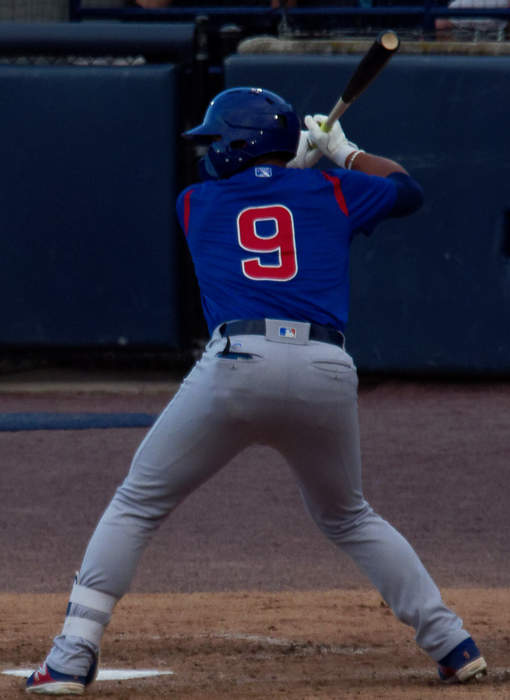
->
[252, 156, 288, 167]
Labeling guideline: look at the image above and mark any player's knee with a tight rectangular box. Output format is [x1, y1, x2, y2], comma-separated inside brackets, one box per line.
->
[311, 501, 373, 542]
[113, 481, 179, 523]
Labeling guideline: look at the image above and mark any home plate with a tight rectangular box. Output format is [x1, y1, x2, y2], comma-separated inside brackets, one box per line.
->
[2, 668, 174, 681]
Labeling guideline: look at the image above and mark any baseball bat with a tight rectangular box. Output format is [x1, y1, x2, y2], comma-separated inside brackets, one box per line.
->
[322, 30, 400, 132]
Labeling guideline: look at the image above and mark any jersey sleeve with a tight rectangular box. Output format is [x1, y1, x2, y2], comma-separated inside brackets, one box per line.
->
[334, 169, 398, 236]
[386, 172, 424, 217]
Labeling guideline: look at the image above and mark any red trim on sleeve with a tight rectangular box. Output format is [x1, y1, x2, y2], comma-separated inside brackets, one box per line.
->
[321, 172, 349, 216]
[183, 188, 194, 237]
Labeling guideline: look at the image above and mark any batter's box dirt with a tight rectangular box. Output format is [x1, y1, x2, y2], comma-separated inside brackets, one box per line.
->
[1, 589, 509, 698]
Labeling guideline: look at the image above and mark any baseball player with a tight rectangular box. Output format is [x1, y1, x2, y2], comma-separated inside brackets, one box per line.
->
[26, 86, 487, 695]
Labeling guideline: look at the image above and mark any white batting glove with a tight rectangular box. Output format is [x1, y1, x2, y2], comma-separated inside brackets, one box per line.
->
[304, 113, 363, 169]
[287, 129, 323, 169]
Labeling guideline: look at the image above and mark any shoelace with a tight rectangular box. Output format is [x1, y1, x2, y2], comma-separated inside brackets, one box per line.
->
[33, 664, 46, 681]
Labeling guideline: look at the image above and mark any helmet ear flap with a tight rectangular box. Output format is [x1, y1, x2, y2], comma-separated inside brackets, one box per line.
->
[198, 156, 218, 181]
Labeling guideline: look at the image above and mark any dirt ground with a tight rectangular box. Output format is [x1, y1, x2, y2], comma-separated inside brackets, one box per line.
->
[1, 374, 509, 698]
[2, 589, 510, 699]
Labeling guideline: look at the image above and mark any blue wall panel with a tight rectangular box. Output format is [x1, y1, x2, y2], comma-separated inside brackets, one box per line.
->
[225, 55, 510, 373]
[0, 64, 180, 347]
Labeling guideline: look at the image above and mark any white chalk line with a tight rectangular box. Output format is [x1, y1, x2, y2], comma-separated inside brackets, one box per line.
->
[128, 631, 383, 657]
[209, 631, 372, 655]
[2, 669, 174, 681]
[138, 631, 372, 654]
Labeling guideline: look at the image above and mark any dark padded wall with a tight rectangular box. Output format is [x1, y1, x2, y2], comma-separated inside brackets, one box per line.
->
[225, 54, 510, 373]
[0, 64, 180, 347]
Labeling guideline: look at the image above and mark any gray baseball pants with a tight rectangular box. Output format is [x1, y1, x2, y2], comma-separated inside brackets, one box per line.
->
[47, 323, 469, 675]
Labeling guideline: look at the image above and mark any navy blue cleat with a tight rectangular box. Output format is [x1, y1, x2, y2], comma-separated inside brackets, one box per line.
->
[438, 636, 487, 683]
[26, 656, 98, 695]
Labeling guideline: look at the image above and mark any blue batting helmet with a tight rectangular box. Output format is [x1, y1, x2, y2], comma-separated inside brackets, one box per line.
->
[182, 87, 300, 180]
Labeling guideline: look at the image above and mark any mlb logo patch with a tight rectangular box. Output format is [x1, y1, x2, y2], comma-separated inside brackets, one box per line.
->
[279, 326, 296, 338]
[255, 166, 272, 178]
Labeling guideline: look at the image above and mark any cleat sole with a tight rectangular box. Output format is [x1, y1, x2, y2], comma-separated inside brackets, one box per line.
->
[457, 656, 488, 683]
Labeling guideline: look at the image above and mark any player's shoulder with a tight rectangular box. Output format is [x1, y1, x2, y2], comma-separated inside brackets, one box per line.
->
[306, 165, 372, 182]
[285, 166, 347, 184]
[325, 166, 402, 194]
[176, 180, 212, 209]
[310, 166, 381, 190]
[177, 183, 194, 201]
[177, 181, 204, 198]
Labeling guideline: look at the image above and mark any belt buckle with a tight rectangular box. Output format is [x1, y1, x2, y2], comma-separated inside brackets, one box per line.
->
[264, 319, 310, 345]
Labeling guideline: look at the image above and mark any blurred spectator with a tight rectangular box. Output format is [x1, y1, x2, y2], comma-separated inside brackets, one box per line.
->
[81, 0, 136, 7]
[271, 0, 297, 7]
[0, 0, 142, 20]
[135, 0, 173, 6]
[0, 0, 69, 21]
[435, 0, 509, 37]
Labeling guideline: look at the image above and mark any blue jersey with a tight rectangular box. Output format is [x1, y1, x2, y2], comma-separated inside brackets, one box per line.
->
[176, 165, 397, 334]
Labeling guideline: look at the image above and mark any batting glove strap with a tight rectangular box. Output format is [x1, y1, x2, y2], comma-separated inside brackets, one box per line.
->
[346, 149, 366, 170]
[304, 113, 362, 169]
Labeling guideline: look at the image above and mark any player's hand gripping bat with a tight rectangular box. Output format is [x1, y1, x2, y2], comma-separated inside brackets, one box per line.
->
[320, 30, 400, 133]
[290, 31, 400, 169]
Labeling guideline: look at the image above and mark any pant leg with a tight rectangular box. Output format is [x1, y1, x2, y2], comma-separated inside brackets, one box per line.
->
[78, 383, 247, 596]
[275, 343, 468, 662]
[47, 333, 253, 675]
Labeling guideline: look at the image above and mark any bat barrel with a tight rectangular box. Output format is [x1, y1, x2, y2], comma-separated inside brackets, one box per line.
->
[340, 30, 400, 105]
[319, 30, 400, 134]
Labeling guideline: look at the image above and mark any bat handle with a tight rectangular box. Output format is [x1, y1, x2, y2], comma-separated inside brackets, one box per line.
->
[308, 99, 349, 148]
[322, 98, 350, 133]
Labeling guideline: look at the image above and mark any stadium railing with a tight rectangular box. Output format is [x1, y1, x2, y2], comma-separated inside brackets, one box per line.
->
[68, 0, 510, 36]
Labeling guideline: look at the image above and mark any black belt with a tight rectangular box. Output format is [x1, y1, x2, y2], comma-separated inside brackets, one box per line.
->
[220, 319, 345, 349]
